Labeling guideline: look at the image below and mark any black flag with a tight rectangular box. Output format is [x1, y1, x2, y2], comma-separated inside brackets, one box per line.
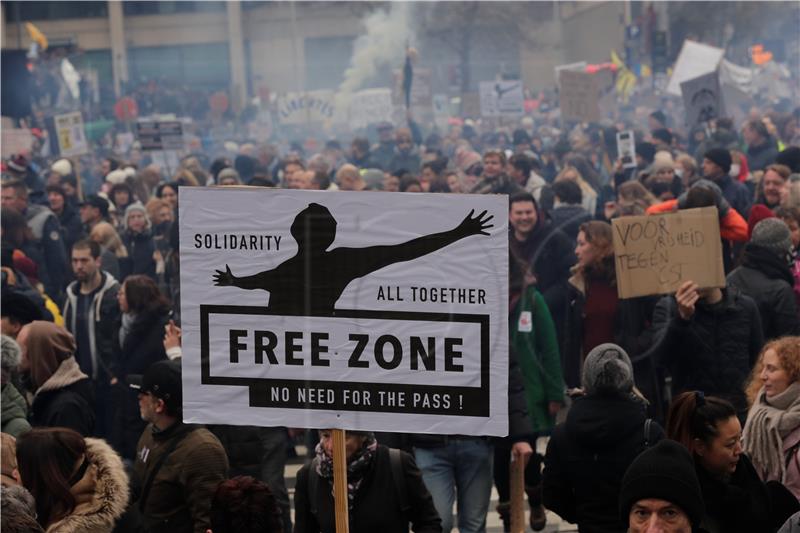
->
[403, 49, 413, 110]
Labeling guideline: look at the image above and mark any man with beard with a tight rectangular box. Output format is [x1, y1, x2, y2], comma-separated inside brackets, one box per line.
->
[62, 239, 120, 438]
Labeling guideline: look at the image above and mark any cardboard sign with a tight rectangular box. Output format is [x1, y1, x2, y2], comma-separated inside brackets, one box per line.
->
[179, 188, 509, 436]
[1, 128, 34, 158]
[612, 207, 725, 299]
[681, 71, 725, 127]
[666, 40, 724, 96]
[54, 112, 89, 157]
[479, 81, 525, 117]
[349, 88, 393, 130]
[558, 70, 599, 123]
[277, 91, 335, 125]
[616, 130, 637, 169]
[136, 120, 184, 151]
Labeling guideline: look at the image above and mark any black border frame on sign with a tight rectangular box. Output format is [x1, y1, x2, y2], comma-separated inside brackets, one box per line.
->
[199, 304, 491, 417]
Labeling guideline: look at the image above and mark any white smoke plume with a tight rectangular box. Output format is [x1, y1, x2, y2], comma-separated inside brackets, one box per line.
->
[335, 3, 414, 115]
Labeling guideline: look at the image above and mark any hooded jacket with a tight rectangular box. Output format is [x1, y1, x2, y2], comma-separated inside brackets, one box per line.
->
[727, 243, 800, 340]
[62, 271, 120, 380]
[45, 438, 129, 533]
[1, 383, 31, 437]
[542, 394, 664, 533]
[1, 485, 45, 533]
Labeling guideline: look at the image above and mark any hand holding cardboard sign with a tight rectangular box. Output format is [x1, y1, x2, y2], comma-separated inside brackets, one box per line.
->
[676, 280, 700, 321]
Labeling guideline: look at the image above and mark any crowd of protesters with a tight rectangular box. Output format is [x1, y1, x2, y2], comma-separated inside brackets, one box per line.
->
[2, 71, 800, 533]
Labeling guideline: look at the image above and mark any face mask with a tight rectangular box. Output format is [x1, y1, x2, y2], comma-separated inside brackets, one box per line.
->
[674, 168, 684, 179]
[729, 164, 741, 178]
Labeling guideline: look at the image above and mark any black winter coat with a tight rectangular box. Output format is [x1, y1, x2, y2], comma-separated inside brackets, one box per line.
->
[294, 445, 442, 533]
[542, 395, 663, 533]
[727, 244, 800, 341]
[112, 308, 169, 460]
[549, 204, 592, 243]
[57, 203, 86, 253]
[652, 288, 763, 414]
[562, 269, 659, 405]
[208, 425, 268, 478]
[31, 378, 95, 436]
[121, 229, 156, 281]
[697, 454, 773, 533]
[747, 139, 780, 172]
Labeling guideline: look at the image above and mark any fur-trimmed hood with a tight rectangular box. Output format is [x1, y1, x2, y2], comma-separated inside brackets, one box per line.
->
[46, 438, 129, 533]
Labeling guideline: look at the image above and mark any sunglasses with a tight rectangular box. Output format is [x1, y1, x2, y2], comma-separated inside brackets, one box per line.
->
[68, 457, 90, 486]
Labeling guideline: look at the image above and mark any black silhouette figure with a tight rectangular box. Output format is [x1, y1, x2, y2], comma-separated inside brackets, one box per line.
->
[213, 203, 493, 315]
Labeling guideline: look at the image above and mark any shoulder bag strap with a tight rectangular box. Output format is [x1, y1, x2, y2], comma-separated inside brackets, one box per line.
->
[138, 427, 195, 512]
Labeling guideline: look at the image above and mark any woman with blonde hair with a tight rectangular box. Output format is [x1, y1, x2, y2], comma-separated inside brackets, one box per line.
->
[89, 222, 127, 281]
[743, 337, 800, 498]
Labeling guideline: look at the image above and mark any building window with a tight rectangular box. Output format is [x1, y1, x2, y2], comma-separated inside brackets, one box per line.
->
[123, 2, 225, 16]
[304, 36, 356, 91]
[4, 1, 108, 21]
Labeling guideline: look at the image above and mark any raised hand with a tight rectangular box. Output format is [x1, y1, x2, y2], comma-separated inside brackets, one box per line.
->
[676, 280, 699, 321]
[457, 209, 494, 237]
[213, 264, 235, 286]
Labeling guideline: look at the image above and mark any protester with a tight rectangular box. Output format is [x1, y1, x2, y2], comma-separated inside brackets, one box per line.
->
[16, 321, 94, 436]
[744, 119, 781, 172]
[666, 391, 786, 532]
[775, 206, 800, 307]
[15, 427, 129, 532]
[470, 150, 522, 195]
[294, 429, 442, 533]
[46, 184, 84, 253]
[1, 335, 31, 437]
[743, 337, 800, 499]
[109, 274, 169, 460]
[89, 221, 127, 281]
[756, 164, 792, 210]
[618, 439, 705, 533]
[129, 359, 230, 533]
[702, 148, 751, 218]
[63, 239, 121, 438]
[727, 218, 800, 340]
[79, 194, 111, 233]
[209, 476, 285, 533]
[120, 203, 157, 280]
[543, 343, 664, 533]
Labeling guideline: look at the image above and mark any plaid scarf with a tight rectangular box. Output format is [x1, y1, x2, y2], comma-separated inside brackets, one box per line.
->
[315, 434, 377, 511]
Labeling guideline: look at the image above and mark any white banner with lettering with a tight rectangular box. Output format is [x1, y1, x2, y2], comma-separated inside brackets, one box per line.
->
[179, 188, 509, 436]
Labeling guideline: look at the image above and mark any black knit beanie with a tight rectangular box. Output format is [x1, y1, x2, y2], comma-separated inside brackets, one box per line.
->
[703, 148, 732, 174]
[619, 440, 705, 528]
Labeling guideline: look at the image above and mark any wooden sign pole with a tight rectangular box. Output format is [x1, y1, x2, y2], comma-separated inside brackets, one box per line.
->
[509, 454, 526, 533]
[332, 429, 350, 533]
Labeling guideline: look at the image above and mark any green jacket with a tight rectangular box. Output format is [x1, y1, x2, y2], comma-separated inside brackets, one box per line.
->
[511, 286, 564, 433]
[1, 383, 31, 437]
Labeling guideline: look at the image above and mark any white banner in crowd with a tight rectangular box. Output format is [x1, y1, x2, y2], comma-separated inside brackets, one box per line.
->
[349, 88, 393, 130]
[277, 90, 335, 125]
[479, 81, 525, 117]
[666, 40, 725, 96]
[179, 188, 509, 436]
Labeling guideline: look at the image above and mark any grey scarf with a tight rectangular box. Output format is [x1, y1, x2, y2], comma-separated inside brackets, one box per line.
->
[119, 312, 137, 348]
[743, 382, 800, 482]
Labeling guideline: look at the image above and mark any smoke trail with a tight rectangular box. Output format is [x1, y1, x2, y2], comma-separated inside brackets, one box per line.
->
[335, 3, 414, 115]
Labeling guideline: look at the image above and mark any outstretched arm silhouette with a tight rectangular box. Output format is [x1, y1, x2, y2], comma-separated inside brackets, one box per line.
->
[343, 209, 494, 278]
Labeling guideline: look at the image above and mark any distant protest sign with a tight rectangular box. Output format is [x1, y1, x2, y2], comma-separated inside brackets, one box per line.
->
[179, 188, 509, 436]
[349, 88, 393, 129]
[611, 207, 725, 299]
[277, 91, 335, 125]
[666, 40, 724, 96]
[558, 70, 599, 123]
[479, 81, 524, 117]
[681, 71, 725, 127]
[1, 128, 34, 158]
[136, 120, 184, 151]
[53, 112, 89, 156]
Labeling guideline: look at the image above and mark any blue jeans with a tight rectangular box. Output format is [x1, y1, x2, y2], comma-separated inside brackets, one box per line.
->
[414, 439, 493, 533]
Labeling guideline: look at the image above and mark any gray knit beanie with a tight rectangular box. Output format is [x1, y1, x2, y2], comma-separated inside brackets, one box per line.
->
[751, 218, 793, 258]
[123, 202, 151, 231]
[582, 343, 634, 396]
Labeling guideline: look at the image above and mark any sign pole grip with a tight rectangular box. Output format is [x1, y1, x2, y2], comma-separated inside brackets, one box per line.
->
[509, 454, 526, 533]
[333, 428, 350, 533]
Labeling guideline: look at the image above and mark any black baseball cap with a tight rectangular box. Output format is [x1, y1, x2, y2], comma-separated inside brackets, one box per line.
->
[128, 359, 182, 412]
[79, 194, 110, 218]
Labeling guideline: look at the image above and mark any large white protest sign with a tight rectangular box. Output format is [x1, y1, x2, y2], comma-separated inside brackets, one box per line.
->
[666, 40, 724, 96]
[349, 88, 393, 130]
[479, 81, 524, 117]
[179, 188, 509, 436]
